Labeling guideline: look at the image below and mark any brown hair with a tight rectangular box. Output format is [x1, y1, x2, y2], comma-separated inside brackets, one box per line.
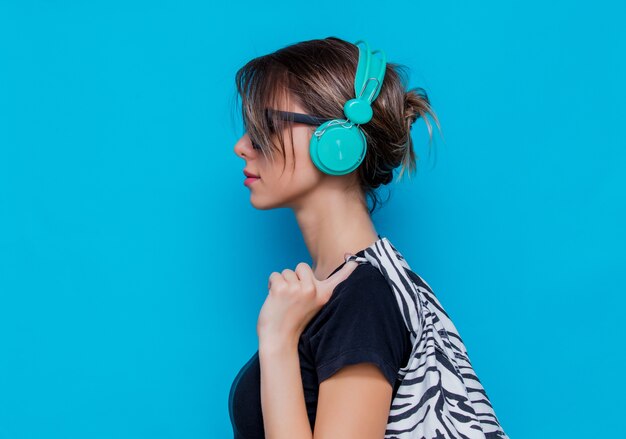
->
[232, 36, 442, 215]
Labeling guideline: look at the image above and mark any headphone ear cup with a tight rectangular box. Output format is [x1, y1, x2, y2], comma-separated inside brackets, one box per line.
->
[309, 119, 367, 176]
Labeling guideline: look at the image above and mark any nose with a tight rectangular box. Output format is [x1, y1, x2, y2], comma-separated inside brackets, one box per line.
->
[234, 133, 258, 159]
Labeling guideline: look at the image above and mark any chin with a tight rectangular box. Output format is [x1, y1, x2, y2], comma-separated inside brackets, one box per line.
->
[249, 194, 285, 210]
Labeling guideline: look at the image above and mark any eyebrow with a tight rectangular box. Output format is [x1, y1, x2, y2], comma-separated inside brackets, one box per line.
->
[264, 108, 331, 127]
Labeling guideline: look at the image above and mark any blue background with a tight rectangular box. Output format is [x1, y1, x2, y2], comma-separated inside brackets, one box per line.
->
[1, 1, 624, 438]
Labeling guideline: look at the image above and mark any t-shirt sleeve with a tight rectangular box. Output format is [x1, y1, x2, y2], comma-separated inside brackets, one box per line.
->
[307, 267, 408, 388]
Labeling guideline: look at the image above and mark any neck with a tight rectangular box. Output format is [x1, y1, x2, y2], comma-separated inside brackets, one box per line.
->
[292, 186, 380, 281]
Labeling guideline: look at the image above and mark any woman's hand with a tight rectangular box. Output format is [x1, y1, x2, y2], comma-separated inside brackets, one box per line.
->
[257, 254, 359, 346]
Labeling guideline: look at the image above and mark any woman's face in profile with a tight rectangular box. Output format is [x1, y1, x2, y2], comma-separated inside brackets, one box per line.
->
[234, 100, 324, 211]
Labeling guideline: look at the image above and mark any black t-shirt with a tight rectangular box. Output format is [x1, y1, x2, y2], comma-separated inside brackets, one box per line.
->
[228, 248, 413, 438]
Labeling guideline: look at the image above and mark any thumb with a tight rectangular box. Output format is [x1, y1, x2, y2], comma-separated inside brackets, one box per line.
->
[318, 256, 360, 297]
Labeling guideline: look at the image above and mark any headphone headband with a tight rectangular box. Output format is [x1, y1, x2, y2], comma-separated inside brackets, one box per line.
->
[353, 40, 387, 104]
[308, 38, 387, 176]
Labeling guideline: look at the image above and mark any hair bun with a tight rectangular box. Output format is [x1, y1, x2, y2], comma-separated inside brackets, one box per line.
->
[404, 87, 430, 128]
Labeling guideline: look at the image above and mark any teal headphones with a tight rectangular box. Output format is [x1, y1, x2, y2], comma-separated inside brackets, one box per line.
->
[309, 39, 387, 176]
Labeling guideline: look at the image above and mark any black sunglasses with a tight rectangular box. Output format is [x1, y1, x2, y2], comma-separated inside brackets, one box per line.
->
[250, 109, 332, 150]
[264, 108, 331, 127]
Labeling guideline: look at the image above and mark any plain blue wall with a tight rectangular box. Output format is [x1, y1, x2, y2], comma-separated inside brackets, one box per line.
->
[1, 1, 624, 438]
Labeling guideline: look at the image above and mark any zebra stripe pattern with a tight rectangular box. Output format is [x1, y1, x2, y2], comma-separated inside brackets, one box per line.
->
[344, 236, 509, 439]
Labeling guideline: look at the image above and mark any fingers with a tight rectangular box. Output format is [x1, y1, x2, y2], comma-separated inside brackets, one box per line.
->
[269, 264, 313, 291]
[281, 269, 299, 284]
[267, 271, 285, 290]
[294, 262, 315, 294]
[268, 259, 355, 300]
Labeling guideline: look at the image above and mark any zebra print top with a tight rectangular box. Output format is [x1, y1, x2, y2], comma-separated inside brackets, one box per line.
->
[345, 235, 509, 438]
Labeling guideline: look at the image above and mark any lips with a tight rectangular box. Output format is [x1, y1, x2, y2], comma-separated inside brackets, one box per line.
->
[243, 170, 260, 178]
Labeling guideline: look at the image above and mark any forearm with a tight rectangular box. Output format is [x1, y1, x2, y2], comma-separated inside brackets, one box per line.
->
[258, 336, 313, 439]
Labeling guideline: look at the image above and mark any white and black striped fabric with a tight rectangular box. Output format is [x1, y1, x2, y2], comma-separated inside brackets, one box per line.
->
[344, 236, 509, 439]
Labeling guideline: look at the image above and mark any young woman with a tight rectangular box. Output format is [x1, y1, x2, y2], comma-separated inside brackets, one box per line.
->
[229, 37, 442, 438]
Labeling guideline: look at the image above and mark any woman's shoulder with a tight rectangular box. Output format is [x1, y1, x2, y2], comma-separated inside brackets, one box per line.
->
[301, 261, 412, 386]
[303, 262, 399, 335]
[335, 262, 393, 300]
[322, 260, 394, 302]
